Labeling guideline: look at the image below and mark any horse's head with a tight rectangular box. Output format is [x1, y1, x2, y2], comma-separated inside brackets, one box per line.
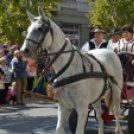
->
[20, 7, 53, 57]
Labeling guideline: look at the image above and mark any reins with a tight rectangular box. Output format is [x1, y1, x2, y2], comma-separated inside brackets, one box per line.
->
[32, 39, 76, 91]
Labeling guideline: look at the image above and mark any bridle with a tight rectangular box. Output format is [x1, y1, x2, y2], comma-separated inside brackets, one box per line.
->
[28, 19, 119, 109]
[25, 18, 53, 53]
[25, 18, 79, 85]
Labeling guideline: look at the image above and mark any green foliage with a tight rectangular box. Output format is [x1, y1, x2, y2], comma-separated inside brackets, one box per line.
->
[0, 0, 62, 47]
[88, 0, 134, 33]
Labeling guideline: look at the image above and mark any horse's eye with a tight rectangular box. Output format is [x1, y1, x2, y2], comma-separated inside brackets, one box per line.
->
[33, 19, 38, 22]
[36, 26, 42, 31]
[36, 24, 46, 32]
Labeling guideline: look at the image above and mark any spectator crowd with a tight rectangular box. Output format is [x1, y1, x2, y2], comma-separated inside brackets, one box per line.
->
[1, 24, 134, 106]
[0, 45, 53, 106]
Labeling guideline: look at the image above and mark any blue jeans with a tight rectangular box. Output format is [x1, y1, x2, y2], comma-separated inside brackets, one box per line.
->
[37, 76, 45, 94]
[46, 74, 52, 82]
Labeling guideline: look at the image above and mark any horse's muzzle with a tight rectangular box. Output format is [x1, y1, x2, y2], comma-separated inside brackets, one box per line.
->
[24, 48, 30, 53]
[20, 47, 31, 58]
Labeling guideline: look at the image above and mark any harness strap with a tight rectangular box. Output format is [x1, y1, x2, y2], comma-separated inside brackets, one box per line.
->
[41, 39, 68, 76]
[52, 71, 114, 88]
[86, 54, 112, 103]
[88, 54, 107, 73]
[49, 44, 75, 83]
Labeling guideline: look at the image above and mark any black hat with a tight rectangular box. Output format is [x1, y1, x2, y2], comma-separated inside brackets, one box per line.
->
[94, 26, 106, 34]
[110, 29, 120, 35]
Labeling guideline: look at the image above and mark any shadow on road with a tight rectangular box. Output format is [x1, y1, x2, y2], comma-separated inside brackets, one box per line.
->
[0, 115, 58, 134]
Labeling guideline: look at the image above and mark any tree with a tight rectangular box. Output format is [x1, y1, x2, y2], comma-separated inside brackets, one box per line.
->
[88, 0, 134, 33]
[0, 0, 62, 47]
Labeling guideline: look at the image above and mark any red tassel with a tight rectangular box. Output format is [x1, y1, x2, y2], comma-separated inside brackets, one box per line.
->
[101, 113, 109, 121]
[107, 115, 115, 121]
[101, 113, 114, 121]
[0, 76, 1, 80]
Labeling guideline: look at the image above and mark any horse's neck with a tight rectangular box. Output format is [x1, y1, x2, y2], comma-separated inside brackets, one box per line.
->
[50, 41, 82, 79]
[46, 22, 83, 79]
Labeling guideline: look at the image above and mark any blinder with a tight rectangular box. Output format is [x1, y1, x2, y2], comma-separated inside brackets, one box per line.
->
[25, 19, 53, 51]
[36, 23, 50, 35]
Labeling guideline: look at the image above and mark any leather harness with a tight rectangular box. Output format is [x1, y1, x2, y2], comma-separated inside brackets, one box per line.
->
[25, 18, 118, 103]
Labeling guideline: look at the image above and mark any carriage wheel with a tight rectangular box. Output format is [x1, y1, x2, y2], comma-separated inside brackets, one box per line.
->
[69, 109, 88, 134]
[128, 108, 134, 134]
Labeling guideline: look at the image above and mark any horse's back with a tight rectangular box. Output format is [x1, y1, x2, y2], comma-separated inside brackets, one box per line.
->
[88, 49, 123, 86]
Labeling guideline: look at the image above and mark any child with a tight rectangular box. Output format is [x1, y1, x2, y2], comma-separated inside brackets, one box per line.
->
[6, 82, 17, 105]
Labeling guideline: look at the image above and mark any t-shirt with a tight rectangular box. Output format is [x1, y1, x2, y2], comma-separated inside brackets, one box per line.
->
[6, 92, 12, 99]
[11, 57, 18, 70]
[6, 88, 16, 99]
[11, 88, 16, 96]
[108, 39, 119, 50]
[27, 58, 36, 70]
[0, 65, 12, 83]
[4, 55, 11, 68]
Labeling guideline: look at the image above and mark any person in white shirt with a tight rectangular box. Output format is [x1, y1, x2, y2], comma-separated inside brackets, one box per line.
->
[82, 26, 113, 53]
[0, 57, 13, 105]
[82, 27, 114, 114]
[11, 50, 20, 70]
[108, 29, 120, 53]
[117, 25, 134, 93]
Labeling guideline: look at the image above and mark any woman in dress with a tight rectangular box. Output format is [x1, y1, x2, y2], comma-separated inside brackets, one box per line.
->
[117, 24, 134, 99]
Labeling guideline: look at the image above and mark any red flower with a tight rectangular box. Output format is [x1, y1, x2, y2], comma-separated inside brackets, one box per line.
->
[101, 113, 115, 121]
[101, 113, 109, 121]
[107, 115, 115, 121]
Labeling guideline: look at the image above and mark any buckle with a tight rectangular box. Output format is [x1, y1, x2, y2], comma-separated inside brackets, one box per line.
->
[64, 78, 70, 84]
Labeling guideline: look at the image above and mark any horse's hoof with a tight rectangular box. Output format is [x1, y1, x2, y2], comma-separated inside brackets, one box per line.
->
[115, 130, 123, 134]
[56, 128, 65, 134]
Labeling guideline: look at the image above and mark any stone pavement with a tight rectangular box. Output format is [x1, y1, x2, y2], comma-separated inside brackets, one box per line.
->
[0, 96, 129, 134]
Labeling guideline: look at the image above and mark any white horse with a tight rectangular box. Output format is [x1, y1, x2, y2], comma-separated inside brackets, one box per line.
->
[20, 7, 123, 134]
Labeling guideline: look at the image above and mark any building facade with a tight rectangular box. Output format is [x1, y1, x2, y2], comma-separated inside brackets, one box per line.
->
[52, 0, 91, 49]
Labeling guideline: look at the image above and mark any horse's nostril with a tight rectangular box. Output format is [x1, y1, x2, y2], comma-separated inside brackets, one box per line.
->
[24, 48, 30, 53]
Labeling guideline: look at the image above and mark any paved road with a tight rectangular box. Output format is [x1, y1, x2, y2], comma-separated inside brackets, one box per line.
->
[0, 97, 129, 134]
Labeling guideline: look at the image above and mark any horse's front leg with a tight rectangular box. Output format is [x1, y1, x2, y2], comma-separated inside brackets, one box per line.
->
[92, 101, 103, 134]
[56, 103, 71, 134]
[75, 103, 88, 134]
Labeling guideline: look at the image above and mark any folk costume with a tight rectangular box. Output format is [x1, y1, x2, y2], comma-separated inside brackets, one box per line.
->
[82, 27, 114, 116]
[108, 29, 120, 50]
[82, 38, 113, 52]
[118, 38, 134, 86]
[82, 27, 113, 52]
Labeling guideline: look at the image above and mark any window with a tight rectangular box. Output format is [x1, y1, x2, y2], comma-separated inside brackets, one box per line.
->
[62, 24, 81, 49]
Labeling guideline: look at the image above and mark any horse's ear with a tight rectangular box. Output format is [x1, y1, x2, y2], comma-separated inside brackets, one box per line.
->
[26, 11, 35, 22]
[38, 6, 47, 21]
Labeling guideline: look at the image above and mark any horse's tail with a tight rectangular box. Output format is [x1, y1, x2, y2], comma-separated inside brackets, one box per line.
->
[104, 93, 114, 114]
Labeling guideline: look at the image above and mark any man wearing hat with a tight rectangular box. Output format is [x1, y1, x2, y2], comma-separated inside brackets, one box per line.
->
[82, 26, 113, 52]
[82, 27, 114, 115]
[108, 29, 120, 53]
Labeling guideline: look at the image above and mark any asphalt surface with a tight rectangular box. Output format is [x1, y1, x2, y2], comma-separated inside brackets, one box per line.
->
[0, 96, 129, 134]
